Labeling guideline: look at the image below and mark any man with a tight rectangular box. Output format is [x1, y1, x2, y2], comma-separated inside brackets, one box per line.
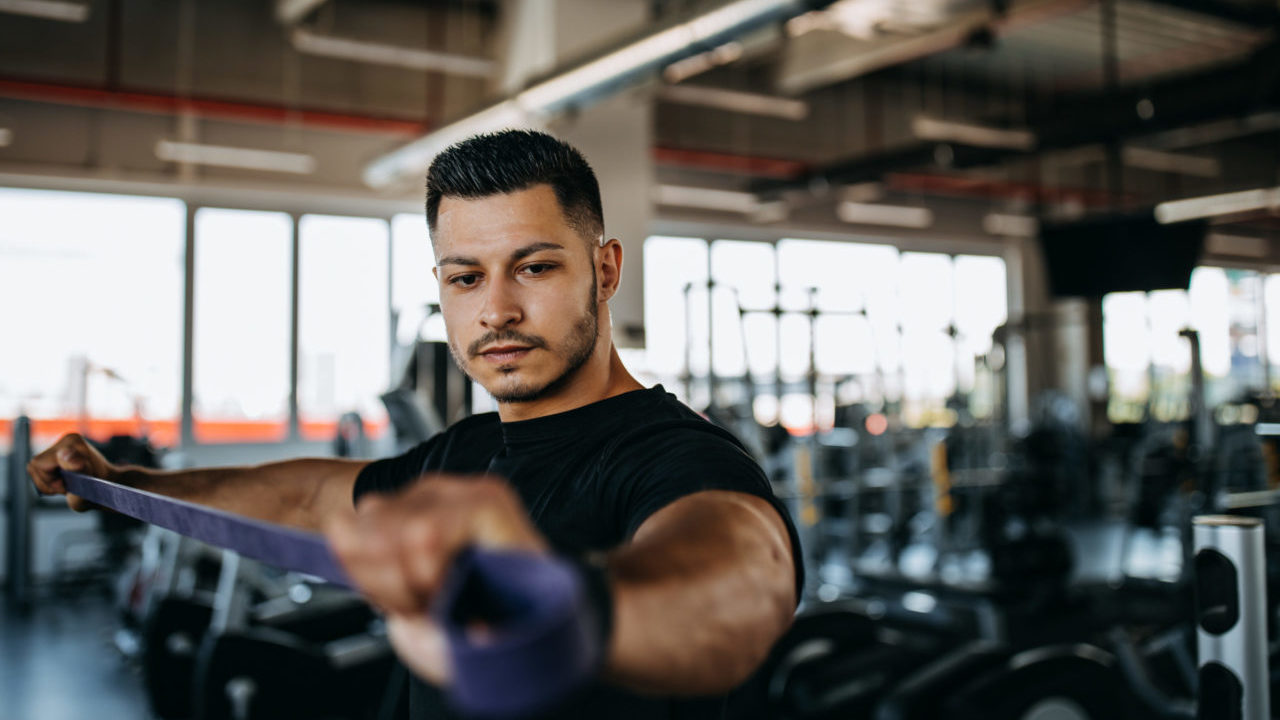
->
[29, 129, 801, 718]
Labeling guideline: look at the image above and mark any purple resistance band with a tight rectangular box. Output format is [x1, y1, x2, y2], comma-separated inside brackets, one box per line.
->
[60, 471, 601, 717]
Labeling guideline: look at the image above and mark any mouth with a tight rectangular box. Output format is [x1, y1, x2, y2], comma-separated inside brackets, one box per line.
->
[477, 345, 534, 364]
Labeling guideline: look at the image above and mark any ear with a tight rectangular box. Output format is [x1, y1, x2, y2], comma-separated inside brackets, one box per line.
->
[596, 238, 623, 302]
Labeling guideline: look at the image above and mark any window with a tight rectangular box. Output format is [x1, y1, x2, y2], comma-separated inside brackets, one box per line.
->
[297, 215, 390, 439]
[642, 236, 709, 394]
[1104, 267, 1267, 422]
[642, 234, 1008, 431]
[391, 213, 444, 346]
[192, 208, 292, 443]
[0, 188, 185, 448]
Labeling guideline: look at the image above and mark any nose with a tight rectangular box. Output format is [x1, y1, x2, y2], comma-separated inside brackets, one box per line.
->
[478, 276, 523, 329]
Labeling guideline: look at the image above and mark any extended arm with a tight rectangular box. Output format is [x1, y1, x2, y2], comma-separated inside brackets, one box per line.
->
[605, 490, 796, 693]
[326, 479, 797, 695]
[28, 433, 366, 531]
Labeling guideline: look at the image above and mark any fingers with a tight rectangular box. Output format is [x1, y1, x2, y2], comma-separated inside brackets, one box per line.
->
[27, 432, 92, 495]
[66, 493, 104, 513]
[386, 614, 452, 686]
[324, 475, 547, 618]
[328, 509, 423, 616]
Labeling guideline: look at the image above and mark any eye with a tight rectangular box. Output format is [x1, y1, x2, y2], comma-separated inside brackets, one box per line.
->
[521, 262, 556, 276]
[449, 273, 480, 288]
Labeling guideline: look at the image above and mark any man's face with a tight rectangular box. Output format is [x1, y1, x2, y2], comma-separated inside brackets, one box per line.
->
[432, 184, 602, 404]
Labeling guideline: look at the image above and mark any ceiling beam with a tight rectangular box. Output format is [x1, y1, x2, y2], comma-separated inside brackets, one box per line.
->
[775, 0, 1090, 95]
[1137, 0, 1280, 28]
[753, 39, 1280, 195]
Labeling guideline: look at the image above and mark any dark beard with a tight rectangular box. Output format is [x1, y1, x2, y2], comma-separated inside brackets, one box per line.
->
[450, 272, 600, 404]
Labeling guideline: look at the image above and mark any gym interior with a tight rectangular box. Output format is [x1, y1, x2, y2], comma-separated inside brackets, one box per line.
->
[2, 0, 1279, 718]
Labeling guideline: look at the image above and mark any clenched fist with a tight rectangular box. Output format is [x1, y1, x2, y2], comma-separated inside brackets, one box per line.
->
[26, 433, 117, 512]
[325, 474, 549, 685]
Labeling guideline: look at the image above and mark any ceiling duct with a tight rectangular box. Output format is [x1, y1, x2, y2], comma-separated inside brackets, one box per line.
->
[363, 0, 838, 189]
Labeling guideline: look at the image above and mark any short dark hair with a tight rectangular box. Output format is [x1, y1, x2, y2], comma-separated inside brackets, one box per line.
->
[425, 129, 604, 244]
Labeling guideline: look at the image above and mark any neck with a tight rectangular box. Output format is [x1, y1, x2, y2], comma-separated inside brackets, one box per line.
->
[496, 344, 642, 422]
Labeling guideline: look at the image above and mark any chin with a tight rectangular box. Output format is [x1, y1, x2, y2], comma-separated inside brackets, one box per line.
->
[489, 379, 554, 404]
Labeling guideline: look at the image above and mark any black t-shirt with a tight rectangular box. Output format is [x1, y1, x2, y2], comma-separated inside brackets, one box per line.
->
[353, 385, 804, 720]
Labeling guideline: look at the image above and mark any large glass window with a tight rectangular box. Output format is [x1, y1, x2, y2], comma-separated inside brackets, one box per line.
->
[710, 240, 776, 379]
[643, 236, 709, 388]
[297, 215, 390, 439]
[391, 213, 444, 346]
[641, 234, 1007, 431]
[0, 188, 185, 448]
[1104, 267, 1269, 422]
[192, 208, 292, 443]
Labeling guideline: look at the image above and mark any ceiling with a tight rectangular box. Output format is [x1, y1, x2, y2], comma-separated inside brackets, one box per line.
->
[0, 0, 1277, 246]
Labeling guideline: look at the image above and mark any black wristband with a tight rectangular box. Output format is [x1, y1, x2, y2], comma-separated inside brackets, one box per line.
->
[569, 553, 614, 668]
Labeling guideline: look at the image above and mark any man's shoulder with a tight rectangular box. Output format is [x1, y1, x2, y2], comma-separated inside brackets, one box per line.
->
[605, 389, 752, 459]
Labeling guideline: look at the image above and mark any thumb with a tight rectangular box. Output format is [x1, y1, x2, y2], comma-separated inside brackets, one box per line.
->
[57, 448, 86, 471]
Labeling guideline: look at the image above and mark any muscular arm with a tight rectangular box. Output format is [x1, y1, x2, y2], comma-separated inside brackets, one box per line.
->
[605, 490, 797, 694]
[325, 481, 797, 697]
[122, 458, 367, 531]
[28, 433, 367, 531]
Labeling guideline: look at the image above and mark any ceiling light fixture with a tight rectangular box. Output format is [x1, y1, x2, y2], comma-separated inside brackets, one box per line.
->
[657, 85, 809, 120]
[653, 184, 789, 222]
[275, 0, 327, 25]
[838, 201, 933, 228]
[912, 115, 1036, 151]
[291, 28, 494, 78]
[1154, 186, 1280, 224]
[0, 0, 88, 21]
[1122, 147, 1220, 179]
[155, 140, 317, 175]
[982, 213, 1038, 238]
[654, 184, 761, 213]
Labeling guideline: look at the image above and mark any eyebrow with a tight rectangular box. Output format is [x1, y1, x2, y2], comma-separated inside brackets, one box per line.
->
[436, 241, 566, 268]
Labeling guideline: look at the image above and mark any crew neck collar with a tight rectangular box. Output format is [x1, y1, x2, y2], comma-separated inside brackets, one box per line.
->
[499, 385, 664, 446]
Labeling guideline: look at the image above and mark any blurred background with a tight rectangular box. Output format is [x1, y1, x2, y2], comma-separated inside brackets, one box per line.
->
[1, 1, 1279, 719]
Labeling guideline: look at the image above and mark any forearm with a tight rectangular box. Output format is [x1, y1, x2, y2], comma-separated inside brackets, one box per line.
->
[114, 458, 367, 531]
[602, 492, 796, 695]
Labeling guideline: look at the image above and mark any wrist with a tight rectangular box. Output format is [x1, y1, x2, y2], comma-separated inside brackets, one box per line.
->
[568, 553, 614, 670]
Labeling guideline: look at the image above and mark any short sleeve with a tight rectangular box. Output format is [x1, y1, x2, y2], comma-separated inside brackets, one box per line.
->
[352, 437, 439, 504]
[603, 422, 804, 596]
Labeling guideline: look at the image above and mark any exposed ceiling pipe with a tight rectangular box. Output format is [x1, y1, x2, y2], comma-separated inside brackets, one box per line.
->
[652, 146, 810, 178]
[0, 76, 428, 136]
[362, 0, 838, 189]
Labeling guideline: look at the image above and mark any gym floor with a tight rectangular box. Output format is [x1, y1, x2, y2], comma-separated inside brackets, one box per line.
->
[1, 594, 151, 720]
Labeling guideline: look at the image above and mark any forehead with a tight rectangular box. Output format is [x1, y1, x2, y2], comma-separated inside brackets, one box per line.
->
[433, 184, 576, 257]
